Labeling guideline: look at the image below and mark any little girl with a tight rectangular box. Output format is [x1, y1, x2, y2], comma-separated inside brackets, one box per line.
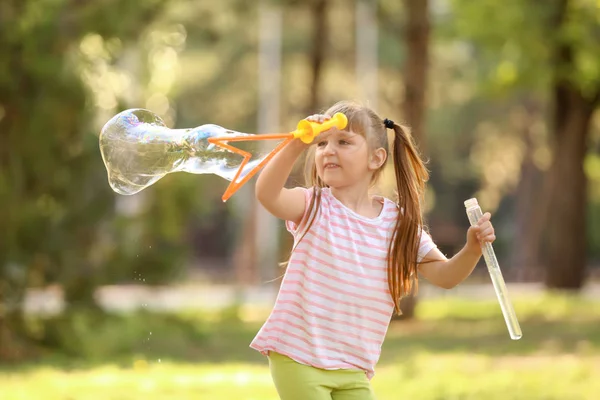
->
[250, 101, 496, 400]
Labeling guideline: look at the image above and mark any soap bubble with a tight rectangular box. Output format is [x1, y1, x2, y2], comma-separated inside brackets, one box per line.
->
[99, 109, 271, 196]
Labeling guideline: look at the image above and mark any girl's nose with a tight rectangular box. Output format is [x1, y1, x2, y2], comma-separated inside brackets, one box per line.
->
[323, 141, 336, 154]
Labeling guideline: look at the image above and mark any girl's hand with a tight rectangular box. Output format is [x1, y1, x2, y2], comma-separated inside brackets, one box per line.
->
[304, 114, 332, 144]
[466, 212, 496, 254]
[305, 113, 331, 124]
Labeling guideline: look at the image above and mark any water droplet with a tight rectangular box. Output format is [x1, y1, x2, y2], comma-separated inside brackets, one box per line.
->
[158, 359, 161, 363]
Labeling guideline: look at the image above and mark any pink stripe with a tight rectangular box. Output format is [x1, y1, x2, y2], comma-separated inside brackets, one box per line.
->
[277, 299, 389, 331]
[295, 243, 387, 274]
[328, 208, 393, 229]
[279, 287, 391, 317]
[284, 271, 394, 307]
[304, 229, 388, 262]
[277, 295, 389, 326]
[266, 315, 382, 344]
[327, 199, 398, 222]
[276, 308, 386, 337]
[264, 335, 371, 368]
[261, 326, 381, 356]
[326, 217, 390, 241]
[298, 259, 389, 294]
[315, 220, 389, 252]
[289, 261, 390, 300]
[260, 334, 374, 365]
[328, 206, 398, 223]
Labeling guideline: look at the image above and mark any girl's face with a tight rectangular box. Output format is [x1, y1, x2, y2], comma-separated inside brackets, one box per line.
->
[314, 128, 381, 188]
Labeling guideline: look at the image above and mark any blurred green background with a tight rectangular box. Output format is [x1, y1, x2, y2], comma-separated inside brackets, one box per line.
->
[1, 0, 599, 399]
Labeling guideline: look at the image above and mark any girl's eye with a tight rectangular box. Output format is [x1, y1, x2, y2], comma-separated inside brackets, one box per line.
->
[339, 140, 350, 145]
[317, 141, 326, 147]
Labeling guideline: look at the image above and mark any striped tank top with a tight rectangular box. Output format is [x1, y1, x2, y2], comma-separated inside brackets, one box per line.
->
[250, 187, 437, 379]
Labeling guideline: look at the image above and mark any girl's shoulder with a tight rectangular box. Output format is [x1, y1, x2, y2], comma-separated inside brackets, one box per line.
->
[371, 193, 400, 210]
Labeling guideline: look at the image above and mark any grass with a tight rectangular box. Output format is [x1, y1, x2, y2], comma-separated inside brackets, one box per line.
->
[1, 293, 599, 399]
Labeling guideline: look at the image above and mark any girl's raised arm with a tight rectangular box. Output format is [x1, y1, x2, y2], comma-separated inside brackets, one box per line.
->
[255, 139, 309, 226]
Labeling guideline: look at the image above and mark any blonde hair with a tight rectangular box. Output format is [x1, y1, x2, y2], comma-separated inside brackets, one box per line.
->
[290, 100, 430, 315]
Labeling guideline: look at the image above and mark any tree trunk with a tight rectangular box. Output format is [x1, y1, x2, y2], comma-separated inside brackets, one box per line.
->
[256, 1, 282, 285]
[543, 0, 599, 289]
[356, 0, 378, 108]
[233, 202, 258, 285]
[396, 0, 430, 320]
[0, 311, 37, 362]
[308, 0, 328, 112]
[544, 87, 595, 288]
[512, 101, 545, 281]
[403, 0, 430, 148]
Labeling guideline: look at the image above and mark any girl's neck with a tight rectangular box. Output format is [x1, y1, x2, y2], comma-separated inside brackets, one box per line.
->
[329, 184, 382, 218]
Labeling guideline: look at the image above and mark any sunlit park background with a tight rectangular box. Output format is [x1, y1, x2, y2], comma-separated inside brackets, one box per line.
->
[1, 0, 600, 399]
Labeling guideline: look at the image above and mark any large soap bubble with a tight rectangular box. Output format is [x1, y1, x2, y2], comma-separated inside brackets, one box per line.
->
[99, 108, 348, 201]
[99, 109, 270, 196]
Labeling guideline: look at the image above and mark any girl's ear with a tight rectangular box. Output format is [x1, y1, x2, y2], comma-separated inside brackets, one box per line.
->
[369, 147, 387, 170]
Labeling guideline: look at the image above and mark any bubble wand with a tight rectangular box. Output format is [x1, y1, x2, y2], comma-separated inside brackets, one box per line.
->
[207, 113, 347, 201]
[464, 198, 522, 340]
[99, 109, 347, 201]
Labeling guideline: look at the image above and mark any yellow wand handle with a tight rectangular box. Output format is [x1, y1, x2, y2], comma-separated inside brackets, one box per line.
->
[292, 113, 348, 144]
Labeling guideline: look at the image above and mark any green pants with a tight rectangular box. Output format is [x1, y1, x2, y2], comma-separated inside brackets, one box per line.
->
[268, 351, 376, 400]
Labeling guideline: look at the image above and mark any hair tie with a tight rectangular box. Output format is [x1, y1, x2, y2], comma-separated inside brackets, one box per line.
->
[383, 118, 395, 129]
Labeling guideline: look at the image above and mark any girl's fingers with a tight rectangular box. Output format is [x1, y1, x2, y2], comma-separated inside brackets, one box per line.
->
[479, 226, 493, 236]
[473, 213, 495, 243]
[477, 233, 496, 243]
[306, 114, 331, 123]
[477, 212, 491, 225]
[476, 225, 494, 239]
